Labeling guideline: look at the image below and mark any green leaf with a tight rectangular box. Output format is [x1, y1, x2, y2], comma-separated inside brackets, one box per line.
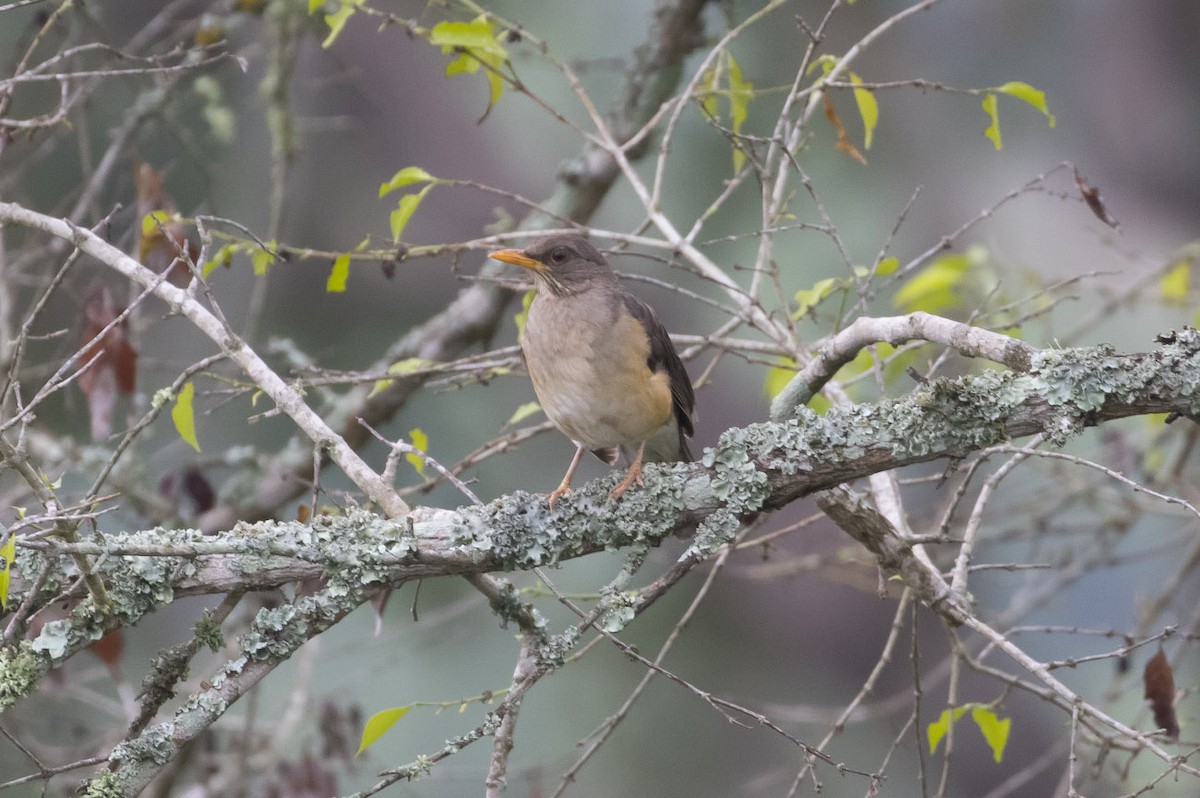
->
[428, 17, 507, 60]
[390, 185, 433, 243]
[251, 241, 277, 276]
[370, 357, 436, 396]
[792, 277, 840, 319]
[356, 706, 411, 756]
[699, 65, 720, 118]
[805, 55, 838, 79]
[764, 357, 797, 399]
[699, 53, 754, 172]
[727, 54, 754, 171]
[981, 93, 1001, 150]
[1161, 259, 1190, 304]
[141, 210, 173, 237]
[202, 243, 237, 279]
[850, 73, 878, 150]
[927, 709, 952, 754]
[0, 533, 15, 610]
[514, 289, 535, 341]
[406, 427, 428, 476]
[428, 16, 509, 107]
[893, 248, 985, 314]
[388, 357, 436, 376]
[171, 382, 201, 452]
[327, 253, 351, 293]
[808, 392, 832, 414]
[835, 342, 896, 385]
[308, 0, 324, 12]
[321, 0, 362, 49]
[379, 167, 437, 198]
[506, 401, 542, 426]
[927, 706, 969, 754]
[970, 707, 1011, 763]
[875, 256, 899, 276]
[995, 81, 1055, 128]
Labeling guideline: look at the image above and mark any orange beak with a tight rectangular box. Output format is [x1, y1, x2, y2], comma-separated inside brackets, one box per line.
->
[489, 248, 544, 271]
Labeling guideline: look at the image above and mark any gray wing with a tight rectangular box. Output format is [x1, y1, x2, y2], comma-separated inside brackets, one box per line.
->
[622, 292, 695, 458]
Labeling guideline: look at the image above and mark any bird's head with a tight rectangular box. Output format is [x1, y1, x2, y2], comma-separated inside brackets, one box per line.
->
[489, 234, 614, 296]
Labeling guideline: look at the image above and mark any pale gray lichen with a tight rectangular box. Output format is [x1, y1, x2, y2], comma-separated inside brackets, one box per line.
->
[597, 592, 637, 633]
[82, 769, 124, 798]
[176, 689, 227, 718]
[537, 625, 580, 669]
[110, 722, 176, 766]
[0, 642, 46, 709]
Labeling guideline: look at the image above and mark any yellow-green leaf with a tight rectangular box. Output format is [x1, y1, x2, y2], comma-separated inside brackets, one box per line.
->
[970, 707, 1011, 763]
[379, 167, 437, 198]
[808, 392, 832, 414]
[388, 357, 436, 376]
[927, 706, 969, 754]
[850, 73, 878, 150]
[428, 16, 508, 107]
[202, 243, 237, 278]
[370, 357, 436, 396]
[327, 253, 351, 293]
[927, 709, 952, 754]
[805, 55, 838, 79]
[390, 185, 433, 243]
[356, 706, 411, 756]
[893, 249, 983, 314]
[981, 93, 1001, 150]
[792, 277, 840, 319]
[0, 533, 15, 610]
[875, 256, 899, 276]
[995, 81, 1055, 128]
[699, 66, 720, 118]
[171, 382, 201, 452]
[322, 0, 362, 49]
[406, 427, 428, 476]
[307, 0, 324, 13]
[835, 342, 896, 385]
[514, 289, 535, 341]
[428, 17, 507, 60]
[251, 242, 277, 276]
[764, 357, 797, 399]
[506, 401, 542, 426]
[1161, 260, 1190, 304]
[728, 54, 754, 171]
[141, 210, 173, 237]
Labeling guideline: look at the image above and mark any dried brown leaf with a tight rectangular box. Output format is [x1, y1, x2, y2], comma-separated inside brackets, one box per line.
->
[1073, 165, 1119, 229]
[79, 286, 137, 440]
[1143, 647, 1179, 739]
[824, 93, 867, 166]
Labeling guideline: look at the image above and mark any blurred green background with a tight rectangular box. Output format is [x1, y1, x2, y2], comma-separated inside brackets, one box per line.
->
[1, 1, 1198, 795]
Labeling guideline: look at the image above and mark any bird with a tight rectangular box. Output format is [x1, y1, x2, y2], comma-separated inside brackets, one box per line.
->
[489, 234, 695, 510]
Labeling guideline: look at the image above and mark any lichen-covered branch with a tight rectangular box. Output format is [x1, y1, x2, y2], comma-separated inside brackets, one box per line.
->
[769, 311, 1038, 419]
[0, 323, 1195, 791]
[6, 326, 1200, 692]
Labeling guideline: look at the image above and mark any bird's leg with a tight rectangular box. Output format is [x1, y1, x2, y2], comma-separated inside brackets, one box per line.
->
[609, 440, 648, 501]
[547, 444, 586, 511]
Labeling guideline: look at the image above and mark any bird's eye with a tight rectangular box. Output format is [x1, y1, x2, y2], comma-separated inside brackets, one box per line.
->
[551, 249, 566, 263]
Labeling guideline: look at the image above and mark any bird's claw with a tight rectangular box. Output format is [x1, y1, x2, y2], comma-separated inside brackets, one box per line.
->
[608, 461, 645, 501]
[545, 482, 572, 511]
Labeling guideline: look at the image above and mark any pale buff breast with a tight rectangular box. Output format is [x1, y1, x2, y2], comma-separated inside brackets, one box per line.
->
[522, 289, 673, 450]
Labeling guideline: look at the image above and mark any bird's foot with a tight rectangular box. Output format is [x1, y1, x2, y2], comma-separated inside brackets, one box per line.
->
[545, 481, 572, 511]
[608, 461, 645, 501]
